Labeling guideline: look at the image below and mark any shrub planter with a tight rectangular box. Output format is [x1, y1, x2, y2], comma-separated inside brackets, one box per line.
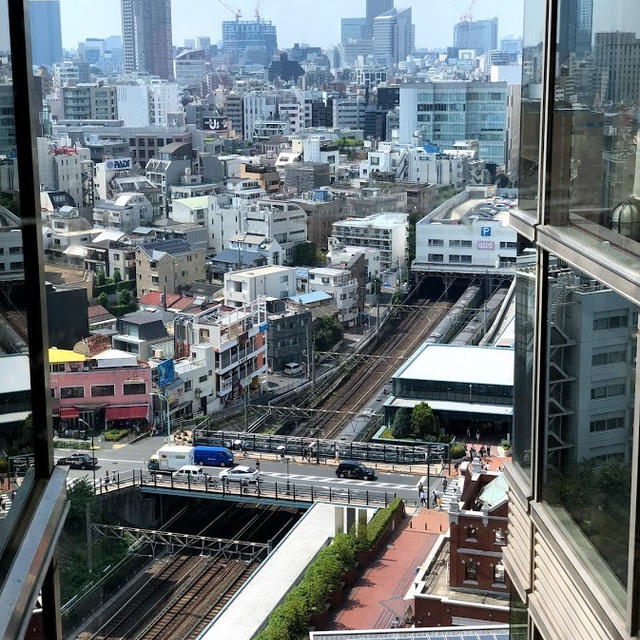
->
[344, 567, 358, 585]
[310, 604, 330, 630]
[327, 582, 344, 607]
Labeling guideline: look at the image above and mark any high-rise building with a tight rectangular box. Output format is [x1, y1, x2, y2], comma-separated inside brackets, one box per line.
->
[373, 7, 414, 67]
[399, 81, 508, 164]
[341, 17, 367, 44]
[558, 0, 593, 63]
[453, 17, 498, 54]
[29, 0, 63, 68]
[366, 0, 394, 37]
[222, 19, 278, 67]
[595, 31, 640, 104]
[121, 0, 173, 80]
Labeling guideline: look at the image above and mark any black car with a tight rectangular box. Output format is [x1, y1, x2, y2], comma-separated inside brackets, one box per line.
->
[57, 453, 97, 470]
[335, 460, 376, 480]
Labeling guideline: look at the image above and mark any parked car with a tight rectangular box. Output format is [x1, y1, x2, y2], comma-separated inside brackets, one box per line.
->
[283, 362, 304, 377]
[56, 453, 98, 470]
[335, 460, 376, 480]
[219, 465, 261, 485]
[172, 465, 208, 483]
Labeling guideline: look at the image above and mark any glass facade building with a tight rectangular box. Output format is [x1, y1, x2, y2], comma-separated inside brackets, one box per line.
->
[28, 0, 62, 69]
[506, 0, 640, 638]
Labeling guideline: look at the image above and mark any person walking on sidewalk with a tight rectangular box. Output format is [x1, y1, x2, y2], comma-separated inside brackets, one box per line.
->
[419, 489, 427, 507]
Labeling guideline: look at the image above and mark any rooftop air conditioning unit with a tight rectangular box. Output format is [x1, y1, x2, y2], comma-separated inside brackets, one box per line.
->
[153, 348, 164, 359]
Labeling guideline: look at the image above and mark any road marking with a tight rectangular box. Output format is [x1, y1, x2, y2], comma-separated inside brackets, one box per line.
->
[261, 471, 415, 491]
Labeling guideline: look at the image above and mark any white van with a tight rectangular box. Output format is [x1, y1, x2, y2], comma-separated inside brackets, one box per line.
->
[172, 465, 208, 483]
[283, 362, 304, 377]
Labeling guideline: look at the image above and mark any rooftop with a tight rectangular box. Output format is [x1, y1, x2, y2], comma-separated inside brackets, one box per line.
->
[119, 311, 167, 326]
[395, 344, 514, 387]
[228, 265, 295, 278]
[334, 212, 409, 228]
[139, 238, 194, 258]
[212, 248, 264, 265]
[172, 195, 212, 210]
[289, 290, 333, 305]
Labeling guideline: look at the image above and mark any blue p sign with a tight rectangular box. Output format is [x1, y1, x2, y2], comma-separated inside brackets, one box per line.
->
[481, 226, 491, 237]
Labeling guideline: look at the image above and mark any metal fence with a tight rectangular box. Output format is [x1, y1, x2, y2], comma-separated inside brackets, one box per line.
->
[193, 429, 450, 465]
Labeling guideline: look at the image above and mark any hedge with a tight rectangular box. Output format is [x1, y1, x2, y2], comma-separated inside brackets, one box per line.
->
[94, 282, 117, 296]
[104, 429, 129, 442]
[116, 279, 136, 292]
[108, 302, 138, 317]
[54, 439, 91, 450]
[451, 442, 466, 459]
[256, 504, 400, 640]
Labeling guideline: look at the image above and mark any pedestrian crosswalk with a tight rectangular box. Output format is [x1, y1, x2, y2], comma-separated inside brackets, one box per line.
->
[262, 471, 417, 491]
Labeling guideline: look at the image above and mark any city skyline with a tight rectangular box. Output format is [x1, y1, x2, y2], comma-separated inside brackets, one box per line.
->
[58, 0, 525, 51]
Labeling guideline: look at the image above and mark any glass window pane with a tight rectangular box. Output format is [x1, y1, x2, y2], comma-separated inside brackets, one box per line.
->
[512, 248, 537, 478]
[549, 0, 640, 266]
[518, 0, 545, 215]
[541, 257, 634, 608]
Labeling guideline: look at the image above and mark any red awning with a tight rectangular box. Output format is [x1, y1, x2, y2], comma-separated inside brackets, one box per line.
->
[105, 405, 149, 421]
[59, 408, 79, 419]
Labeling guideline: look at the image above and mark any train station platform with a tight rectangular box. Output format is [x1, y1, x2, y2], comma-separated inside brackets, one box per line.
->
[198, 502, 376, 640]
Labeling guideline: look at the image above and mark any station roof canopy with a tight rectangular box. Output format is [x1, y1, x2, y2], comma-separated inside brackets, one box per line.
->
[395, 344, 513, 387]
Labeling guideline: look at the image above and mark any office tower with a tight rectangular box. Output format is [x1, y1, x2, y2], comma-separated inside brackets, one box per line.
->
[222, 19, 278, 67]
[399, 82, 507, 164]
[453, 17, 498, 54]
[29, 0, 63, 68]
[373, 7, 414, 67]
[595, 31, 640, 104]
[558, 0, 593, 63]
[196, 36, 211, 50]
[341, 18, 367, 44]
[121, 0, 173, 79]
[505, 1, 640, 639]
[366, 0, 394, 37]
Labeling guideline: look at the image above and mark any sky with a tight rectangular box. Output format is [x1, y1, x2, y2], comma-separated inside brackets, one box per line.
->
[59, 0, 526, 51]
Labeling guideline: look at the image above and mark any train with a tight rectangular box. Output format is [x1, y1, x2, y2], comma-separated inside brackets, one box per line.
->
[424, 285, 483, 345]
[451, 287, 510, 346]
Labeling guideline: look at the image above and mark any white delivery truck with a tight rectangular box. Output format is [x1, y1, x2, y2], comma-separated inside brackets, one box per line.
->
[148, 444, 194, 472]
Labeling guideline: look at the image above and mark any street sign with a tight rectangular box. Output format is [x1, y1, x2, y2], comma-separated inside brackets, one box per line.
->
[480, 226, 492, 237]
[157, 359, 175, 388]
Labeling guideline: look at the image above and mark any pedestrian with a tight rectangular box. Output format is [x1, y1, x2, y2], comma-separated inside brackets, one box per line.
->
[475, 429, 480, 442]
[255, 460, 261, 472]
[442, 477, 448, 492]
[454, 460, 459, 474]
[466, 427, 471, 440]
[432, 490, 438, 506]
[105, 470, 110, 486]
[420, 489, 427, 507]
[436, 495, 442, 510]
[487, 444, 491, 457]
[418, 481, 424, 497]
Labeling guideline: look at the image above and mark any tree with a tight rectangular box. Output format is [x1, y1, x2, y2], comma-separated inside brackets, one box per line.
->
[313, 315, 343, 351]
[112, 269, 122, 284]
[97, 292, 108, 308]
[411, 402, 438, 439]
[292, 241, 325, 267]
[95, 271, 107, 287]
[118, 289, 132, 306]
[391, 408, 412, 438]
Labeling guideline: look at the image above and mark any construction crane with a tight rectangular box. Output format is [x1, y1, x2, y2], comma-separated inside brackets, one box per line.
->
[255, 0, 261, 22]
[216, 0, 242, 20]
[459, 0, 478, 23]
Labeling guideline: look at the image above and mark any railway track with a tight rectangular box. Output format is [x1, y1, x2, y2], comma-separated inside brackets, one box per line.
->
[311, 296, 453, 440]
[138, 558, 255, 640]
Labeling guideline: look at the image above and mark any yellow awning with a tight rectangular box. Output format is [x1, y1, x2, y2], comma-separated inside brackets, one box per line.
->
[48, 347, 86, 364]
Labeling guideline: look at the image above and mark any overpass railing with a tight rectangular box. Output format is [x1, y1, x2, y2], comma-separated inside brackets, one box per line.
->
[92, 469, 400, 509]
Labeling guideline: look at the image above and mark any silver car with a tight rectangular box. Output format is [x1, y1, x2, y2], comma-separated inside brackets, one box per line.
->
[219, 465, 261, 485]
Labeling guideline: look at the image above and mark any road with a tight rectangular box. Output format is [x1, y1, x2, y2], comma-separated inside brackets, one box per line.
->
[58, 436, 443, 504]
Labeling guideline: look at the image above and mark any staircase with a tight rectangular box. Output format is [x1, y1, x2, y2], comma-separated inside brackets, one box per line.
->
[436, 477, 460, 512]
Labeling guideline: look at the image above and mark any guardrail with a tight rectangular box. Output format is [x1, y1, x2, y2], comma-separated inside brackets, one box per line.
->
[92, 469, 400, 509]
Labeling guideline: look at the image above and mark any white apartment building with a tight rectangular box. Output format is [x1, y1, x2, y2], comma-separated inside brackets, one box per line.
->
[242, 93, 267, 141]
[173, 343, 217, 415]
[242, 200, 307, 264]
[331, 212, 408, 272]
[278, 103, 304, 134]
[302, 138, 340, 177]
[327, 242, 383, 286]
[307, 267, 359, 327]
[93, 193, 153, 233]
[178, 299, 268, 407]
[0, 207, 24, 282]
[171, 195, 240, 253]
[36, 138, 92, 212]
[224, 265, 296, 308]
[148, 80, 181, 127]
[413, 210, 518, 274]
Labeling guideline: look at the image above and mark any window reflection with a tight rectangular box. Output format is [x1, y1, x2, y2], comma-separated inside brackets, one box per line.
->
[541, 258, 635, 607]
[550, 1, 640, 263]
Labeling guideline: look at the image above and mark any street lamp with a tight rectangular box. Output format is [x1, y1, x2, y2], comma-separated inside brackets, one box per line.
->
[77, 418, 96, 490]
[285, 456, 290, 494]
[150, 392, 171, 443]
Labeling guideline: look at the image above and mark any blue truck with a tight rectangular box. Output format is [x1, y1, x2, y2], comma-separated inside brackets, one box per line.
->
[192, 445, 234, 467]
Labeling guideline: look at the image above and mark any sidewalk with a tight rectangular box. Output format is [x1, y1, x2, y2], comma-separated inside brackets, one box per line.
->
[327, 508, 448, 630]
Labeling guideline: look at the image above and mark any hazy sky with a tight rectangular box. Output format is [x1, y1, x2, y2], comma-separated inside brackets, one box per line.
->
[59, 0, 526, 51]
